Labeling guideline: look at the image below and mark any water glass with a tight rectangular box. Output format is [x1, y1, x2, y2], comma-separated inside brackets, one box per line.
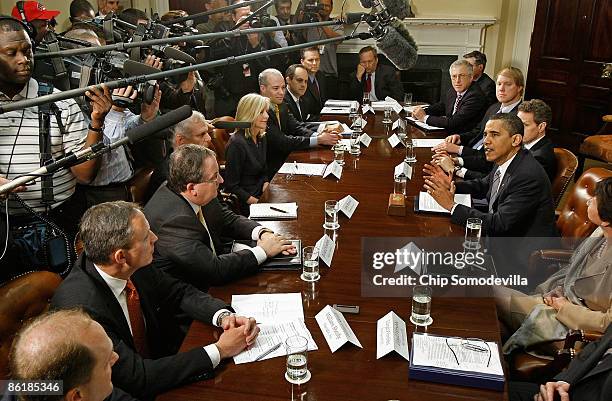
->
[352, 115, 363, 134]
[349, 103, 358, 120]
[333, 144, 345, 166]
[350, 131, 361, 155]
[285, 335, 310, 384]
[362, 91, 371, 107]
[394, 175, 407, 196]
[324, 200, 340, 230]
[383, 107, 392, 124]
[403, 135, 416, 163]
[404, 92, 413, 106]
[411, 285, 432, 326]
[464, 218, 482, 250]
[301, 246, 320, 282]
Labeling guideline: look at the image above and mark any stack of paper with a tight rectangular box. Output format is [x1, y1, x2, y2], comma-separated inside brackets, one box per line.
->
[249, 202, 298, 220]
[371, 101, 398, 111]
[278, 162, 327, 176]
[409, 333, 505, 391]
[415, 192, 471, 214]
[406, 116, 444, 131]
[325, 99, 359, 109]
[321, 106, 351, 114]
[412, 138, 445, 148]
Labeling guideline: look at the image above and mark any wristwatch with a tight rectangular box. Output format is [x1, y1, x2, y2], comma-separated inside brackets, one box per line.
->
[258, 228, 274, 240]
[216, 311, 233, 327]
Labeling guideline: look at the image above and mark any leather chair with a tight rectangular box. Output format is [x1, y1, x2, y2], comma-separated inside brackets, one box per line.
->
[128, 166, 155, 205]
[577, 115, 612, 177]
[551, 148, 578, 208]
[211, 116, 234, 165]
[0, 271, 62, 379]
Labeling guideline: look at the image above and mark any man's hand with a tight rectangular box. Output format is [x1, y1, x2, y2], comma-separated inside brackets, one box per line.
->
[111, 86, 138, 112]
[424, 177, 456, 211]
[433, 141, 461, 155]
[436, 155, 457, 174]
[535, 381, 571, 401]
[247, 196, 259, 204]
[221, 315, 260, 347]
[0, 177, 27, 200]
[140, 85, 161, 122]
[261, 231, 297, 256]
[543, 295, 570, 311]
[143, 54, 163, 70]
[86, 84, 112, 127]
[412, 106, 426, 121]
[257, 233, 296, 257]
[445, 134, 461, 144]
[262, 182, 270, 193]
[215, 326, 249, 359]
[317, 130, 340, 146]
[423, 163, 453, 190]
[356, 63, 366, 81]
[179, 71, 197, 93]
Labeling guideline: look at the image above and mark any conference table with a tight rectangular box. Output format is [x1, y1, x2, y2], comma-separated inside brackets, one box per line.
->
[158, 112, 508, 401]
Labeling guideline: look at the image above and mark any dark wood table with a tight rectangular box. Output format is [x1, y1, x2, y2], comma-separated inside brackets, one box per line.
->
[158, 113, 508, 401]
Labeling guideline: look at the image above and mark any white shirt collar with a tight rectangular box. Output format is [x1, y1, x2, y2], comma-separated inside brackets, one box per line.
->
[287, 88, 300, 103]
[94, 264, 128, 299]
[457, 89, 467, 97]
[500, 99, 521, 113]
[524, 135, 545, 150]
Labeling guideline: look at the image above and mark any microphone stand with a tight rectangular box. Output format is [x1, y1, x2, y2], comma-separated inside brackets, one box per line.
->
[4, 31, 371, 114]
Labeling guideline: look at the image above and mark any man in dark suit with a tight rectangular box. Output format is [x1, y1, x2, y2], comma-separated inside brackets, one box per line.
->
[464, 50, 497, 107]
[284, 64, 309, 121]
[509, 323, 612, 401]
[424, 113, 558, 274]
[517, 99, 557, 182]
[145, 145, 295, 290]
[300, 47, 327, 120]
[51, 201, 259, 400]
[349, 46, 403, 102]
[412, 59, 488, 133]
[259, 68, 339, 179]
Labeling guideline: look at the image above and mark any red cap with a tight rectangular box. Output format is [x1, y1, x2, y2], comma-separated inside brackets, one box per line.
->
[11, 1, 60, 22]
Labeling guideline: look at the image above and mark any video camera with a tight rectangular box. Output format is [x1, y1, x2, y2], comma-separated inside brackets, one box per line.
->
[301, 0, 324, 23]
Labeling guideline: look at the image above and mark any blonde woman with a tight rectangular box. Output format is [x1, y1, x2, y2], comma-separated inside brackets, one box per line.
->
[224, 93, 270, 214]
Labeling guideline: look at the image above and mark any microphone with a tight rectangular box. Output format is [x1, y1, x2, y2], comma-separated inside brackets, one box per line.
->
[0, 106, 192, 196]
[123, 60, 162, 77]
[374, 22, 418, 70]
[380, 0, 413, 20]
[211, 120, 252, 129]
[163, 46, 196, 64]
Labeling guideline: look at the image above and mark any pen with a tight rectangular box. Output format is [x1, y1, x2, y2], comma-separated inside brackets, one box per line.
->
[254, 342, 282, 361]
[270, 206, 288, 213]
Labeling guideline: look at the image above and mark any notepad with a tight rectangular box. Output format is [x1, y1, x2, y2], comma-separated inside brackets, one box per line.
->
[415, 192, 471, 214]
[321, 106, 351, 114]
[249, 203, 298, 220]
[325, 99, 359, 109]
[406, 116, 445, 131]
[278, 162, 327, 176]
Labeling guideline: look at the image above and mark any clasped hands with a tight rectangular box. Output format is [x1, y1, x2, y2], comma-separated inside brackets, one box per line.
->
[259, 231, 297, 257]
[422, 162, 456, 211]
[215, 314, 260, 359]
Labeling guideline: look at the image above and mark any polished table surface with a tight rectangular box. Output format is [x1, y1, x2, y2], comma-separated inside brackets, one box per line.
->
[158, 113, 508, 401]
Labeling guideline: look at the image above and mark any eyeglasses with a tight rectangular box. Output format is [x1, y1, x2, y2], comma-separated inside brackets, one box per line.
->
[450, 74, 470, 81]
[445, 337, 491, 367]
[200, 171, 220, 184]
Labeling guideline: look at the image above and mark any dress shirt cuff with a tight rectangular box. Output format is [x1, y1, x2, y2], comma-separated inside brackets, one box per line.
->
[203, 344, 221, 368]
[309, 136, 318, 147]
[252, 226, 268, 240]
[212, 309, 232, 327]
[456, 156, 464, 166]
[250, 246, 268, 264]
[458, 146, 464, 156]
[456, 168, 467, 178]
[423, 115, 429, 123]
[450, 203, 458, 215]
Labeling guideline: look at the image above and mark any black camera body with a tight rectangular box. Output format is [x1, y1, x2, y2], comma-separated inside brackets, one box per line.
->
[302, 0, 323, 23]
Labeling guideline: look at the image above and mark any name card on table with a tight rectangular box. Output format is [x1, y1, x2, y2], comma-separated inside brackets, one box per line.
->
[385, 96, 404, 114]
[359, 133, 372, 147]
[315, 305, 363, 353]
[314, 234, 335, 267]
[338, 195, 359, 218]
[351, 116, 367, 129]
[323, 161, 343, 180]
[394, 162, 413, 179]
[376, 311, 410, 361]
[392, 117, 406, 131]
[388, 133, 402, 148]
[362, 104, 375, 114]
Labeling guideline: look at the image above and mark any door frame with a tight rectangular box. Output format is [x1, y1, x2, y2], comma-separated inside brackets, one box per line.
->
[512, 0, 538, 84]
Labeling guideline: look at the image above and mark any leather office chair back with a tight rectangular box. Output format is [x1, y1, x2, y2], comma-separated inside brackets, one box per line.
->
[0, 271, 62, 379]
[211, 116, 234, 165]
[551, 148, 578, 208]
[129, 167, 155, 205]
[557, 167, 612, 248]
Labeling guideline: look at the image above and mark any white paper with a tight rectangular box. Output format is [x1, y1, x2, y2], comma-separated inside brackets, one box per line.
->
[321, 106, 351, 114]
[418, 192, 471, 214]
[339, 138, 352, 150]
[359, 133, 372, 147]
[249, 202, 298, 219]
[376, 311, 410, 361]
[404, 104, 430, 113]
[412, 333, 504, 376]
[278, 162, 327, 176]
[351, 116, 367, 129]
[406, 116, 444, 131]
[315, 305, 362, 353]
[392, 119, 401, 131]
[231, 293, 304, 324]
[338, 195, 359, 218]
[388, 134, 401, 148]
[325, 99, 359, 109]
[362, 104, 375, 114]
[323, 161, 343, 179]
[384, 97, 404, 114]
[314, 234, 335, 267]
[412, 138, 445, 148]
[233, 319, 318, 364]
[394, 162, 413, 180]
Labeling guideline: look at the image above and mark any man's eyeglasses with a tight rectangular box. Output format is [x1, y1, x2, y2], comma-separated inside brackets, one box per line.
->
[200, 171, 220, 184]
[450, 74, 470, 81]
[445, 337, 491, 367]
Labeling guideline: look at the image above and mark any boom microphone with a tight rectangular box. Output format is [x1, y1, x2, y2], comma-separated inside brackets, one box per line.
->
[374, 22, 418, 70]
[211, 120, 252, 129]
[126, 105, 192, 143]
[344, 13, 376, 24]
[123, 60, 162, 77]
[380, 0, 413, 20]
[163, 46, 196, 64]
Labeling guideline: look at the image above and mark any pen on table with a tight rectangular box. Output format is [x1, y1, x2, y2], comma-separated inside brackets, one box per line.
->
[254, 342, 282, 361]
[270, 206, 288, 214]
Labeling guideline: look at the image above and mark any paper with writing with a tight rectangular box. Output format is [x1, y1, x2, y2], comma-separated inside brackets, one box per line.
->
[278, 162, 327, 176]
[406, 116, 444, 131]
[359, 133, 372, 147]
[338, 195, 359, 218]
[323, 161, 343, 179]
[384, 97, 404, 113]
[418, 192, 471, 214]
[412, 138, 445, 148]
[362, 104, 375, 114]
[376, 311, 410, 361]
[314, 234, 335, 267]
[394, 162, 413, 180]
[388, 134, 401, 148]
[231, 293, 304, 324]
[315, 305, 363, 353]
[321, 106, 351, 114]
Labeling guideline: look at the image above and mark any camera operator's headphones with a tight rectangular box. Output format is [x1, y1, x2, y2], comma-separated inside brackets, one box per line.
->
[1, 3, 35, 40]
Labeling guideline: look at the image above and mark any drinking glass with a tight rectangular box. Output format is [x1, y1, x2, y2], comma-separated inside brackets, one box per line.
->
[404, 92, 413, 106]
[324, 200, 340, 230]
[394, 175, 407, 196]
[285, 335, 310, 384]
[349, 103, 358, 121]
[402, 132, 416, 163]
[411, 285, 432, 326]
[382, 107, 392, 124]
[350, 131, 361, 155]
[464, 218, 482, 250]
[333, 144, 345, 166]
[301, 246, 320, 282]
[362, 92, 371, 107]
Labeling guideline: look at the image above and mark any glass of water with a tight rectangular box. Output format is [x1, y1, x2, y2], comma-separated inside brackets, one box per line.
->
[324, 200, 340, 230]
[394, 174, 407, 196]
[350, 131, 361, 155]
[349, 102, 358, 121]
[333, 144, 345, 165]
[383, 107, 392, 124]
[404, 92, 413, 106]
[411, 285, 432, 326]
[362, 91, 371, 107]
[301, 246, 320, 282]
[464, 218, 482, 250]
[285, 335, 310, 384]
[401, 130, 417, 163]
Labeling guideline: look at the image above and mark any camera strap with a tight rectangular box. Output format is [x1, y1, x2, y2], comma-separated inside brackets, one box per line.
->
[37, 82, 65, 205]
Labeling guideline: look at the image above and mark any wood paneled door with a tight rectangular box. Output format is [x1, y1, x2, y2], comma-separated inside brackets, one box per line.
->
[526, 0, 612, 152]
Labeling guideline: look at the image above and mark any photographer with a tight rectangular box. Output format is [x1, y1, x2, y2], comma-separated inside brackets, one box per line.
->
[0, 17, 112, 280]
[295, 0, 343, 99]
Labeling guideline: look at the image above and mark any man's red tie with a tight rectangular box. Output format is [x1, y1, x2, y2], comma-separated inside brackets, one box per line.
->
[125, 279, 149, 358]
[364, 73, 372, 93]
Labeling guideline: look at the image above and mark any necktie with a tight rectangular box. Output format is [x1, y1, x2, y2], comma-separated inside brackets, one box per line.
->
[364, 73, 372, 93]
[453, 93, 464, 115]
[125, 279, 149, 357]
[274, 104, 282, 130]
[311, 77, 320, 101]
[488, 169, 502, 213]
[197, 207, 217, 256]
[296, 98, 303, 121]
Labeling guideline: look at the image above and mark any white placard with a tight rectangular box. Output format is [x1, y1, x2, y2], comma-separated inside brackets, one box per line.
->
[351, 116, 367, 129]
[384, 96, 404, 114]
[338, 195, 359, 218]
[359, 133, 372, 147]
[315, 305, 363, 353]
[314, 234, 335, 267]
[392, 119, 401, 131]
[323, 161, 343, 180]
[231, 293, 304, 324]
[412, 138, 445, 148]
[376, 311, 410, 361]
[394, 162, 413, 180]
[388, 134, 401, 148]
[362, 104, 375, 114]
